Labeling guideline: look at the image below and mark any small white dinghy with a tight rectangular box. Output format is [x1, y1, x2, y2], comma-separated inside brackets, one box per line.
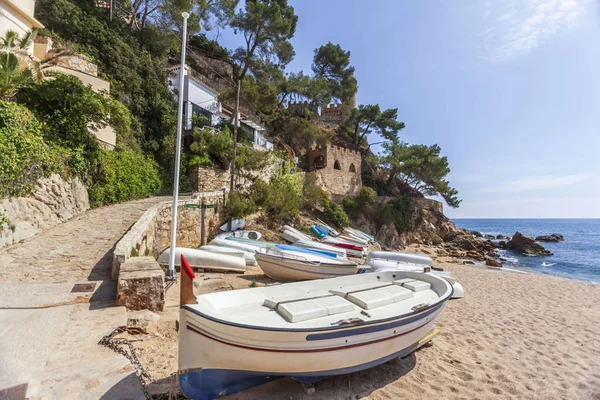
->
[367, 251, 465, 299]
[178, 269, 452, 399]
[199, 245, 257, 266]
[255, 247, 362, 282]
[281, 225, 313, 243]
[209, 237, 262, 253]
[157, 247, 246, 273]
[215, 230, 262, 240]
[219, 218, 245, 232]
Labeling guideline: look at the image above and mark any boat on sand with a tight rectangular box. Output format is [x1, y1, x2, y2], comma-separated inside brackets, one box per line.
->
[178, 270, 452, 399]
[157, 247, 246, 273]
[255, 247, 361, 282]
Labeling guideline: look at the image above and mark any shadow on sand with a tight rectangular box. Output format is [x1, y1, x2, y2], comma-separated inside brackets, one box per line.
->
[100, 349, 420, 400]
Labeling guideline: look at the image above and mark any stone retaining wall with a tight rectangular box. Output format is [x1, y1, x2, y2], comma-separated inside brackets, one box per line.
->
[111, 191, 227, 280]
[0, 174, 90, 248]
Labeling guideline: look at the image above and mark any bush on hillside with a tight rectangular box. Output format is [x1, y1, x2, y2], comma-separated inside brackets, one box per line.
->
[325, 201, 350, 228]
[88, 149, 162, 207]
[16, 74, 136, 177]
[262, 173, 304, 223]
[376, 198, 414, 233]
[0, 101, 59, 197]
[342, 186, 377, 214]
[225, 191, 256, 220]
[302, 182, 329, 211]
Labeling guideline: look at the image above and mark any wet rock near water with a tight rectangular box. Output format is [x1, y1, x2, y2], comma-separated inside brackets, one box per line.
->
[506, 232, 553, 256]
[535, 233, 564, 243]
[485, 256, 502, 267]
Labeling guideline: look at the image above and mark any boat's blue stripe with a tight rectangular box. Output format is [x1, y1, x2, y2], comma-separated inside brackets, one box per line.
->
[179, 340, 420, 400]
[305, 302, 443, 341]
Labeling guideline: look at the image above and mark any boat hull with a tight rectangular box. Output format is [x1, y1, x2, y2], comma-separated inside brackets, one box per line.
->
[179, 303, 445, 400]
[255, 252, 360, 281]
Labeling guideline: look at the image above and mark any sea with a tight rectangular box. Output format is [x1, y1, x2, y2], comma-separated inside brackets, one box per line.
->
[452, 219, 600, 284]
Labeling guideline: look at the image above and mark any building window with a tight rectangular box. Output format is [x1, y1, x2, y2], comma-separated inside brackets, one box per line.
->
[334, 160, 341, 170]
[313, 155, 325, 170]
[349, 163, 356, 173]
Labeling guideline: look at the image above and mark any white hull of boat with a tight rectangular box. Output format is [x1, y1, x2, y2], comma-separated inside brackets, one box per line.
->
[321, 241, 366, 257]
[209, 237, 261, 253]
[322, 235, 368, 248]
[255, 251, 359, 282]
[344, 227, 375, 242]
[281, 225, 313, 243]
[215, 230, 262, 240]
[178, 271, 452, 399]
[157, 247, 246, 273]
[199, 245, 257, 266]
[367, 251, 432, 266]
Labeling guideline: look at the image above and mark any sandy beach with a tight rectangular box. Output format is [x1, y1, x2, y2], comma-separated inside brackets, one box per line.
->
[133, 246, 600, 400]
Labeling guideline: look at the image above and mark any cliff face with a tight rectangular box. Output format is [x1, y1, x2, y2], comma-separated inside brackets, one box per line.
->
[351, 198, 469, 250]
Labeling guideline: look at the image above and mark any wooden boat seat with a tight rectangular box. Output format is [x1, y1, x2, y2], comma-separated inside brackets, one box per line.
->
[275, 296, 355, 323]
[394, 278, 431, 292]
[329, 282, 391, 297]
[347, 285, 413, 310]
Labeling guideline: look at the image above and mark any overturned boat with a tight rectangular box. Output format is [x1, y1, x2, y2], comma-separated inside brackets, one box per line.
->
[292, 239, 348, 259]
[178, 270, 453, 399]
[255, 247, 362, 282]
[199, 245, 257, 266]
[281, 225, 313, 243]
[157, 247, 246, 273]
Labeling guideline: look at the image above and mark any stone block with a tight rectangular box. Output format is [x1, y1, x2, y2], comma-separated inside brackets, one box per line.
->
[116, 257, 165, 312]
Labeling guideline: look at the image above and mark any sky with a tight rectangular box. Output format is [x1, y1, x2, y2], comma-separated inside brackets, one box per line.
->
[208, 0, 600, 219]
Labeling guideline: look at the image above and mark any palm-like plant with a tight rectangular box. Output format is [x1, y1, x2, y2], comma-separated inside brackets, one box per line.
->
[0, 30, 43, 100]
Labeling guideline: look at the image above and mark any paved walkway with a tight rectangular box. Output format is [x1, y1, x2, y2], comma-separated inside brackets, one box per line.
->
[0, 197, 168, 399]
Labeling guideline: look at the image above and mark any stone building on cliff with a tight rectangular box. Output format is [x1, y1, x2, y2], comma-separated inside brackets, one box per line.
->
[304, 144, 362, 201]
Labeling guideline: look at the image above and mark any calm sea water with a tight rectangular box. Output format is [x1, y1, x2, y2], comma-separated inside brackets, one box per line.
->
[452, 219, 600, 284]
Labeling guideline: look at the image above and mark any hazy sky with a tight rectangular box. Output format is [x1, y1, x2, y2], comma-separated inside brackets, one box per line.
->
[209, 0, 600, 219]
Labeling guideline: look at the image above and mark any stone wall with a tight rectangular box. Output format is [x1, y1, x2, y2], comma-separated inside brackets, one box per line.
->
[0, 174, 90, 248]
[111, 191, 227, 280]
[305, 145, 362, 200]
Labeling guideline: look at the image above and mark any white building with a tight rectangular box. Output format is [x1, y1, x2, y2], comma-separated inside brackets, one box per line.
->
[0, 0, 44, 44]
[169, 65, 273, 151]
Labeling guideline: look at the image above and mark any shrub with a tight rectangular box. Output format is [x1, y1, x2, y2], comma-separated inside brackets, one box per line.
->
[225, 191, 255, 220]
[325, 201, 350, 228]
[263, 173, 303, 223]
[377, 198, 414, 233]
[0, 101, 58, 197]
[188, 153, 213, 169]
[88, 149, 162, 207]
[190, 126, 234, 168]
[342, 186, 377, 214]
[302, 182, 329, 211]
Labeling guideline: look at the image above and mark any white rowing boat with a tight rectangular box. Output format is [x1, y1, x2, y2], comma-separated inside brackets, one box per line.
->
[178, 270, 452, 399]
[281, 225, 313, 243]
[157, 247, 246, 273]
[293, 239, 348, 259]
[199, 245, 257, 266]
[255, 248, 361, 282]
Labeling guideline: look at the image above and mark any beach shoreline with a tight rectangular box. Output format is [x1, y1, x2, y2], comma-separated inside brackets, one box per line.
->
[133, 244, 600, 399]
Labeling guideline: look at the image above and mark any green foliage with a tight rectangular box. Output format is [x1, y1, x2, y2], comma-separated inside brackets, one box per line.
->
[188, 153, 213, 168]
[325, 201, 350, 228]
[16, 74, 138, 176]
[235, 145, 271, 173]
[36, 0, 177, 157]
[0, 30, 43, 99]
[380, 141, 461, 208]
[302, 182, 329, 211]
[262, 172, 303, 223]
[190, 126, 234, 168]
[312, 42, 357, 104]
[161, 0, 238, 37]
[342, 104, 405, 145]
[230, 0, 298, 79]
[377, 198, 414, 233]
[88, 149, 162, 207]
[0, 208, 10, 232]
[342, 186, 377, 214]
[0, 101, 58, 197]
[225, 191, 255, 219]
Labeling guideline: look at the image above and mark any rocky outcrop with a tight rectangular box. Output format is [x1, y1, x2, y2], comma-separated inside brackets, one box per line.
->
[0, 174, 90, 247]
[485, 256, 502, 267]
[535, 234, 564, 242]
[507, 232, 553, 256]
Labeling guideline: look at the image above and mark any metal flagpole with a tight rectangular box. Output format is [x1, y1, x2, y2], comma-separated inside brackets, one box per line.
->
[167, 11, 190, 281]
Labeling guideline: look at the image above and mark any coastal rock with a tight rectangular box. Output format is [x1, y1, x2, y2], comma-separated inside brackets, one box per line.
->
[496, 234, 504, 239]
[463, 260, 475, 265]
[485, 257, 502, 267]
[498, 240, 507, 248]
[506, 232, 553, 256]
[535, 233, 564, 243]
[483, 234, 495, 239]
[470, 230, 483, 238]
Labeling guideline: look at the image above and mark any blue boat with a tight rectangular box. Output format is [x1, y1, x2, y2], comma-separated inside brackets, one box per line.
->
[310, 225, 328, 239]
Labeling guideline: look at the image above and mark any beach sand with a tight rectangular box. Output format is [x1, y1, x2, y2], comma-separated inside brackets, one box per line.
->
[136, 246, 600, 399]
